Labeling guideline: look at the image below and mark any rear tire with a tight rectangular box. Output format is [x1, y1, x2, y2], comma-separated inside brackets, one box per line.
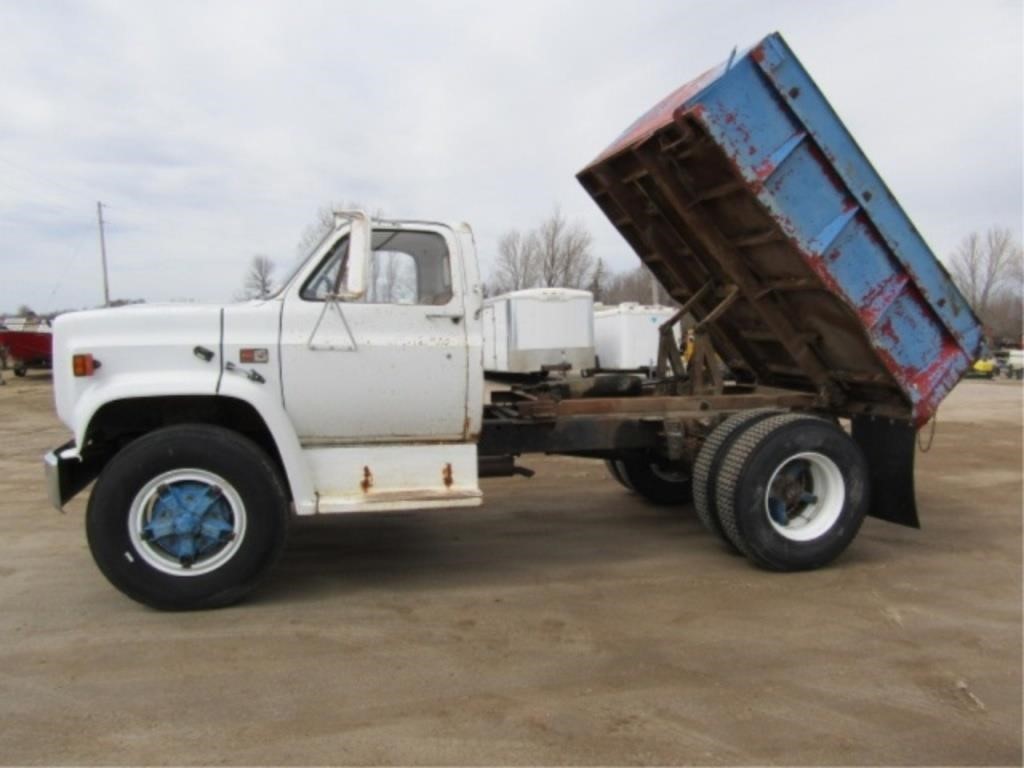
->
[715, 414, 869, 571]
[617, 456, 692, 506]
[86, 424, 290, 610]
[13, 365, 26, 377]
[604, 460, 634, 491]
[692, 409, 782, 549]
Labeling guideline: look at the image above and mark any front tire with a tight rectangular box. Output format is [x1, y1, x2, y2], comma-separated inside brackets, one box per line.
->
[715, 414, 869, 571]
[86, 424, 289, 610]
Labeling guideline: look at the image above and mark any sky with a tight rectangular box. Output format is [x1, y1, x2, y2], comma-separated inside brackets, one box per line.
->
[1, 0, 1021, 313]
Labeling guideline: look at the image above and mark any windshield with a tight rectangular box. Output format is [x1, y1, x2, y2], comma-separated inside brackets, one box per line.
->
[269, 224, 344, 299]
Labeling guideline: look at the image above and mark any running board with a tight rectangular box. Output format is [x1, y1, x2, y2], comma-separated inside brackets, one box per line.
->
[317, 488, 482, 515]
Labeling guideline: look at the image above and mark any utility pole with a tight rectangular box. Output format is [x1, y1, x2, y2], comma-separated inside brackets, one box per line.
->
[650, 271, 659, 306]
[96, 201, 110, 307]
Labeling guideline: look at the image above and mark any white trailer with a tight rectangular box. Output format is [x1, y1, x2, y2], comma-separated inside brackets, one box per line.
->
[593, 303, 677, 371]
[482, 288, 595, 375]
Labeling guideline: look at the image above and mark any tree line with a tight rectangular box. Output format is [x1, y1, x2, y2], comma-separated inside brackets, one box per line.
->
[947, 227, 1022, 344]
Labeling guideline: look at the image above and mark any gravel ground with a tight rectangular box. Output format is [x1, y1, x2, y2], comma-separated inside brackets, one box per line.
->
[0, 372, 1020, 765]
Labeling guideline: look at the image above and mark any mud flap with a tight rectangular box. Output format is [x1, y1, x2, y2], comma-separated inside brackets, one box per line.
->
[851, 416, 919, 528]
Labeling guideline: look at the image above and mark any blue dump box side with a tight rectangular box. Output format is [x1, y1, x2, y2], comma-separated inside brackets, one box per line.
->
[578, 32, 982, 428]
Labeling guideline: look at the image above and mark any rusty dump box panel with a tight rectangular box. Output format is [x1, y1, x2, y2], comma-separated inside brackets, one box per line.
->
[578, 32, 981, 426]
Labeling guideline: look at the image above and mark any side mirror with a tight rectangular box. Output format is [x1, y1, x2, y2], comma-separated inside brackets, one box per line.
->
[333, 209, 371, 300]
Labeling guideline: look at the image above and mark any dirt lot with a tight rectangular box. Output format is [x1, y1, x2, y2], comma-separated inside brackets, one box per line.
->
[0, 371, 1020, 765]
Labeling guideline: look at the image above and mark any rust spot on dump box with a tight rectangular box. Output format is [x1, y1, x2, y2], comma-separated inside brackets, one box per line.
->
[442, 463, 454, 488]
[361, 466, 373, 493]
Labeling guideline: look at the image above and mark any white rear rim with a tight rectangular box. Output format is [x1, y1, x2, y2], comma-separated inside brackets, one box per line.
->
[764, 452, 844, 542]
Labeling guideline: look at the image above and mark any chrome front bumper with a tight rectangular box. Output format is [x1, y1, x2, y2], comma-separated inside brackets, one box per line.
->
[43, 448, 65, 512]
[43, 440, 100, 512]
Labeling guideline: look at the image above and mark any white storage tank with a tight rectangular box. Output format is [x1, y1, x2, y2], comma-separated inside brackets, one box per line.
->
[482, 288, 596, 374]
[593, 303, 677, 371]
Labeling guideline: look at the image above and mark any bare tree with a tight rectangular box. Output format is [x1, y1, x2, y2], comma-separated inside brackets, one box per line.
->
[490, 230, 538, 294]
[296, 201, 386, 259]
[603, 265, 674, 306]
[949, 228, 1022, 315]
[588, 258, 608, 302]
[488, 207, 595, 294]
[986, 294, 1024, 345]
[296, 205, 339, 258]
[535, 207, 594, 289]
[240, 255, 276, 300]
[948, 227, 1023, 340]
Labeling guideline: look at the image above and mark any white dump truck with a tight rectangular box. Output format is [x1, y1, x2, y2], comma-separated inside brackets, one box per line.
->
[44, 34, 981, 609]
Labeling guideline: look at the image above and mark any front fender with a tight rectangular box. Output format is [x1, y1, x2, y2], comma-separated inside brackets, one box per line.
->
[217, 374, 316, 515]
[69, 374, 317, 516]
[69, 370, 219, 452]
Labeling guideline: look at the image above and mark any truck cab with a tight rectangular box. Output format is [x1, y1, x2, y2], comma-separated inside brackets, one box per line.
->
[46, 213, 489, 608]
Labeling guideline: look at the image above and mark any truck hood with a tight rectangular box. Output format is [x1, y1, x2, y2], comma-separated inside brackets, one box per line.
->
[51, 303, 230, 431]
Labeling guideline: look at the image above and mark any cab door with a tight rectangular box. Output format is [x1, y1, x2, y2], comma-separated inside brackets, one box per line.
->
[279, 223, 470, 444]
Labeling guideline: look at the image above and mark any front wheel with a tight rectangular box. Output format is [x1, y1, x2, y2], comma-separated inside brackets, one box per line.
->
[86, 424, 290, 610]
[13, 364, 26, 377]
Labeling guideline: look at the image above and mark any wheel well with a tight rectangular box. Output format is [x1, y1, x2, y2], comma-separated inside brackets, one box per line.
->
[84, 396, 292, 499]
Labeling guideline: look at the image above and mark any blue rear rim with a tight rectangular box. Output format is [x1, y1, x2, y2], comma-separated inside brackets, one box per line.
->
[128, 469, 247, 576]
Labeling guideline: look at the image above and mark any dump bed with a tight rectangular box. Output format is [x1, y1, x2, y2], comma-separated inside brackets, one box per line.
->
[578, 32, 981, 425]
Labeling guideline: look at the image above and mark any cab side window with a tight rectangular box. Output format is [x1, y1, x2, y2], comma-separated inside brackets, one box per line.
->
[366, 230, 452, 306]
[300, 229, 453, 305]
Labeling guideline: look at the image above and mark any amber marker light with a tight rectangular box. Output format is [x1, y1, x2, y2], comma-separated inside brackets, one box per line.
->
[72, 354, 99, 377]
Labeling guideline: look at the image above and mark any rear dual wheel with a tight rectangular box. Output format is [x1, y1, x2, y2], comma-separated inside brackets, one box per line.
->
[692, 409, 783, 550]
[712, 414, 869, 571]
[604, 460, 634, 491]
[604, 456, 692, 506]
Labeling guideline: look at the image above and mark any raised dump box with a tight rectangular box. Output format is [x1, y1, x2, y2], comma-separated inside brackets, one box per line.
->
[578, 32, 981, 426]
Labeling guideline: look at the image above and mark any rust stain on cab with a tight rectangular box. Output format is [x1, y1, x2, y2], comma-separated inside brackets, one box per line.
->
[361, 466, 373, 493]
[442, 463, 454, 488]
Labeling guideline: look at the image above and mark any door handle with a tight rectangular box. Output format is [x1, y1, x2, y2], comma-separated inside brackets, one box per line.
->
[225, 362, 266, 384]
[426, 311, 463, 323]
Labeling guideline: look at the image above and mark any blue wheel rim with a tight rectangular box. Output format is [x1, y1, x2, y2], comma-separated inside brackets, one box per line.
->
[129, 469, 247, 576]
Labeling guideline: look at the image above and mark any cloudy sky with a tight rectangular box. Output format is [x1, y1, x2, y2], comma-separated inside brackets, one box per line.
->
[1, 0, 1021, 313]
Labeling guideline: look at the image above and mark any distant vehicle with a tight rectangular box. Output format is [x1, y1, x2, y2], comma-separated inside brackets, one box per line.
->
[1004, 349, 1024, 380]
[0, 318, 53, 377]
[968, 358, 997, 378]
[967, 344, 998, 379]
